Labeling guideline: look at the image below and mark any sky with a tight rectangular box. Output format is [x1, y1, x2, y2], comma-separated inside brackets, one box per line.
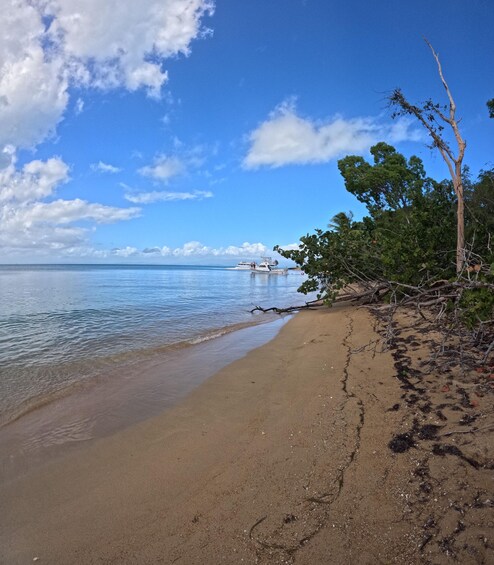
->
[1, 0, 492, 265]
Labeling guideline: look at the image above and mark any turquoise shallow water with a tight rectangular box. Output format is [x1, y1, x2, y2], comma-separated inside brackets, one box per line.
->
[0, 264, 309, 426]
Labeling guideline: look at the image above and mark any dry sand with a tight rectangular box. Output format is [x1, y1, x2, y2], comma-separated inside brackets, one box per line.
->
[1, 304, 492, 564]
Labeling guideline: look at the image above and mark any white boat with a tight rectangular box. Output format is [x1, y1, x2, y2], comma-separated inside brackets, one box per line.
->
[231, 261, 257, 270]
[251, 257, 288, 275]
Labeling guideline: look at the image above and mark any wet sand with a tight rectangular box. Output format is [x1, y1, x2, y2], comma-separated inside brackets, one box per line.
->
[1, 305, 492, 564]
[0, 317, 291, 482]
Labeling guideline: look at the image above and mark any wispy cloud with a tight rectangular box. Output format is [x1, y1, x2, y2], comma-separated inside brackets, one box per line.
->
[0, 148, 139, 254]
[243, 99, 422, 169]
[137, 142, 213, 184]
[125, 190, 213, 204]
[91, 161, 121, 174]
[111, 246, 140, 258]
[75, 98, 85, 115]
[276, 242, 301, 252]
[138, 155, 185, 182]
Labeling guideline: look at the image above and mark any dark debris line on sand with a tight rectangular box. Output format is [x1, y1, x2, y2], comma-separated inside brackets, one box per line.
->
[374, 306, 494, 563]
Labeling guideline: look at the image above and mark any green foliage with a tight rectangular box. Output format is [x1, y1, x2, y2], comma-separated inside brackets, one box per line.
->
[276, 212, 379, 301]
[465, 168, 494, 263]
[337, 142, 430, 211]
[338, 143, 457, 283]
[459, 286, 494, 329]
[487, 98, 494, 119]
[276, 144, 492, 324]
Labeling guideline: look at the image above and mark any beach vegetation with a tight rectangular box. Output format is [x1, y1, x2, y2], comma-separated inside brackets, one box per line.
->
[274, 151, 494, 357]
[273, 42, 493, 363]
[488, 98, 494, 119]
[464, 167, 494, 264]
[275, 143, 461, 295]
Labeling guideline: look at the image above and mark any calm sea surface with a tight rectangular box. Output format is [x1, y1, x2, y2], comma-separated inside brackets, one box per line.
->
[0, 264, 309, 428]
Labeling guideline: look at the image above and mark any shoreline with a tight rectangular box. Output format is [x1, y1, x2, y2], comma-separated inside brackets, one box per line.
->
[1, 304, 492, 564]
[0, 263, 310, 432]
[0, 313, 286, 430]
[0, 315, 292, 483]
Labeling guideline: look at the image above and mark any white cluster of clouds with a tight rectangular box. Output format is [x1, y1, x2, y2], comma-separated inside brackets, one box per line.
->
[0, 0, 213, 257]
[110, 240, 270, 259]
[0, 148, 140, 254]
[243, 99, 422, 169]
[0, 0, 214, 149]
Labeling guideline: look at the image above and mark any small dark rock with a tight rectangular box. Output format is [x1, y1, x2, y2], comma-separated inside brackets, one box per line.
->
[417, 424, 442, 440]
[436, 410, 448, 421]
[459, 414, 477, 426]
[420, 482, 433, 494]
[419, 402, 432, 414]
[414, 466, 429, 478]
[454, 521, 466, 534]
[283, 514, 297, 524]
[389, 432, 415, 453]
[424, 516, 436, 529]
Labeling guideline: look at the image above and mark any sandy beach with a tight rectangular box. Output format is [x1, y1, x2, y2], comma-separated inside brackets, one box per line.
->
[1, 304, 492, 564]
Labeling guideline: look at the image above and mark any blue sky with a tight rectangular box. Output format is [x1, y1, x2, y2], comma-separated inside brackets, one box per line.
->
[1, 0, 492, 264]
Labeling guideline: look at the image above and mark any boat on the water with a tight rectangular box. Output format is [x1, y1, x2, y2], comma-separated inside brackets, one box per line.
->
[250, 257, 288, 275]
[229, 257, 288, 274]
[230, 261, 257, 270]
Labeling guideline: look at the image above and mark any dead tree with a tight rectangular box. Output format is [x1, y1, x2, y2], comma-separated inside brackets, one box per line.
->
[389, 39, 467, 274]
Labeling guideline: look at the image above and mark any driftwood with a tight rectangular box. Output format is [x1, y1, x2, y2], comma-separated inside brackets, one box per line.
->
[250, 283, 390, 314]
[250, 298, 323, 314]
[252, 270, 494, 371]
[442, 424, 494, 437]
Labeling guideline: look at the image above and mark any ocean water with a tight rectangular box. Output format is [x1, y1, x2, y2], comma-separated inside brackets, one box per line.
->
[0, 264, 309, 428]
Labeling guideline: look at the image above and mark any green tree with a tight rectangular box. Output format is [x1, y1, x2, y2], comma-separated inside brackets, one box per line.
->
[465, 167, 494, 262]
[339, 143, 456, 283]
[487, 98, 494, 118]
[276, 211, 379, 301]
[276, 143, 457, 299]
[337, 142, 432, 212]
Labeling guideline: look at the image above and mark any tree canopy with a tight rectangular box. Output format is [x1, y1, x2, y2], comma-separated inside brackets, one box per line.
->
[276, 144, 460, 297]
[275, 144, 493, 331]
[337, 142, 431, 211]
[488, 98, 494, 118]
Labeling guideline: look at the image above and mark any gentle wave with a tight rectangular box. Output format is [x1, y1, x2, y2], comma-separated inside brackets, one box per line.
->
[0, 264, 310, 429]
[188, 331, 229, 345]
[0, 315, 280, 428]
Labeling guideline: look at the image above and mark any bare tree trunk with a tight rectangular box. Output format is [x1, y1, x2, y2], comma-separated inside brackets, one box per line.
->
[389, 40, 467, 273]
[456, 178, 465, 272]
